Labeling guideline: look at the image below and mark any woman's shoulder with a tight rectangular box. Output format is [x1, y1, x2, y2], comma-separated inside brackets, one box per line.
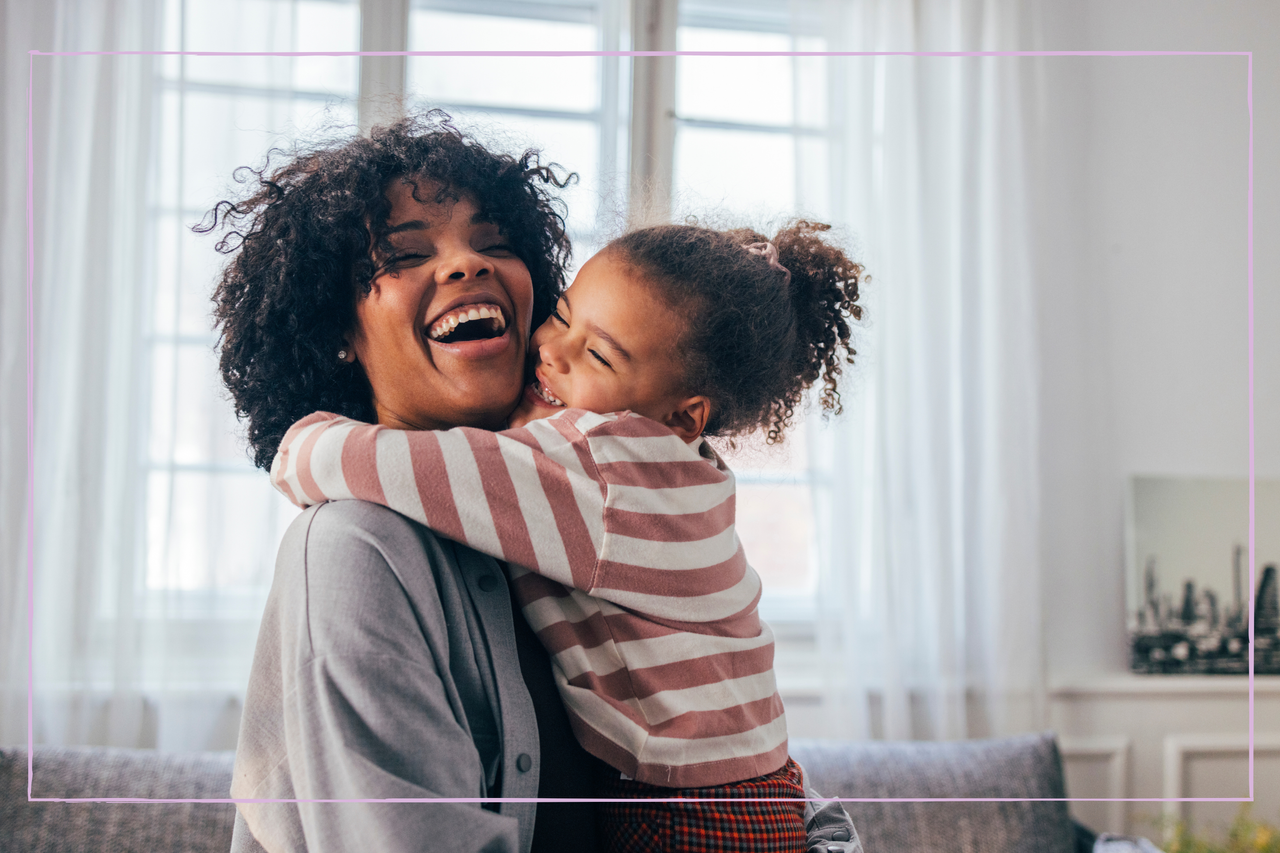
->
[273, 497, 392, 563]
[271, 500, 500, 662]
[275, 501, 454, 606]
[292, 498, 426, 549]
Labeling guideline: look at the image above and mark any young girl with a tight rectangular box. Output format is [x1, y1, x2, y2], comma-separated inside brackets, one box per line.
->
[271, 220, 864, 852]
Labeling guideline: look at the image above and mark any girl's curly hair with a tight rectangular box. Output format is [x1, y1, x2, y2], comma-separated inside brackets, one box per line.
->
[608, 220, 864, 443]
[198, 111, 573, 470]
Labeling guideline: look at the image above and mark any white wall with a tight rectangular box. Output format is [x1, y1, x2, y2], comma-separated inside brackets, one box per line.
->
[1034, 0, 1279, 680]
[1031, 1, 1280, 839]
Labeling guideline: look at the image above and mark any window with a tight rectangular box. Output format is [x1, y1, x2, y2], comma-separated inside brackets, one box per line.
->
[404, 0, 629, 264]
[673, 3, 830, 221]
[669, 0, 832, 629]
[141, 0, 833, 691]
[142, 0, 363, 684]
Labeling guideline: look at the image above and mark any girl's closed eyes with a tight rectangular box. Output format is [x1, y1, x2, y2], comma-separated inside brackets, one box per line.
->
[509, 248, 711, 437]
[548, 306, 612, 368]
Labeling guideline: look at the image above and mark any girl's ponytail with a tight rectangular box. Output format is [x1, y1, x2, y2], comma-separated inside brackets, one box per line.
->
[771, 220, 864, 438]
[607, 219, 865, 444]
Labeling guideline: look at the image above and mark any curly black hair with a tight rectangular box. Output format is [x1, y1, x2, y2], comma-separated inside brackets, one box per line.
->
[197, 111, 574, 470]
[607, 220, 865, 443]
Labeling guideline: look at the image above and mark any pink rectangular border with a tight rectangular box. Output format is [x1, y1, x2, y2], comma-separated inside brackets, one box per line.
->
[25, 49, 1256, 807]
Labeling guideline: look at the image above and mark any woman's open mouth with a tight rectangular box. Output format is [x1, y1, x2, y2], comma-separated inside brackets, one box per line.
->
[422, 301, 515, 360]
[427, 303, 507, 344]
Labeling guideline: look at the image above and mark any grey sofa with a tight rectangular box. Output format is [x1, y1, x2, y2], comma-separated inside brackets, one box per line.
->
[1, 732, 1081, 852]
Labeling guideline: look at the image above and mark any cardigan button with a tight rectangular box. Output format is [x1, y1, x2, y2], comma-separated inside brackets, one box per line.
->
[477, 575, 499, 592]
[516, 754, 533, 773]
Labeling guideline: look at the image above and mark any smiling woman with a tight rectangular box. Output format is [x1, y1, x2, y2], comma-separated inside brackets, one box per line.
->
[201, 112, 572, 469]
[198, 113, 614, 853]
[344, 181, 536, 432]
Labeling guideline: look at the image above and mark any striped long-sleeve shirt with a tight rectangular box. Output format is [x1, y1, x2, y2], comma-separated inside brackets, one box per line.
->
[271, 409, 787, 788]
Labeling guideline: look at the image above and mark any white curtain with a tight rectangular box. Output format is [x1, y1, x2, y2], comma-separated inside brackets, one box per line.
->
[13, 0, 161, 750]
[807, 0, 1045, 741]
[0, 0, 54, 748]
[3, 0, 1048, 752]
[0, 0, 252, 751]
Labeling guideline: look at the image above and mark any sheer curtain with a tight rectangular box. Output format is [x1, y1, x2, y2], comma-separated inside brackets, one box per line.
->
[2, 0, 157, 748]
[807, 0, 1045, 741]
[2, 0, 632, 753]
[2, 0, 287, 751]
[0, 0, 54, 748]
[8, 0, 165, 750]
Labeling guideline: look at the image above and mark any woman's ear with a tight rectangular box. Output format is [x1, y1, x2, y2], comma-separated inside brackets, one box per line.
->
[662, 396, 711, 443]
[339, 333, 358, 363]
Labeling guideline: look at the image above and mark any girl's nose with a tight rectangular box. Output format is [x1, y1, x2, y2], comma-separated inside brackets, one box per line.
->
[435, 245, 491, 284]
[538, 338, 569, 373]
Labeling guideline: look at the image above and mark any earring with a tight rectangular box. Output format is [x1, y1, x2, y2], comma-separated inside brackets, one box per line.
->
[337, 349, 348, 362]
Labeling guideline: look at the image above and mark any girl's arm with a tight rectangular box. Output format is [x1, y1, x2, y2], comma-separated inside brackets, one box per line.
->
[272, 409, 749, 623]
[271, 410, 608, 592]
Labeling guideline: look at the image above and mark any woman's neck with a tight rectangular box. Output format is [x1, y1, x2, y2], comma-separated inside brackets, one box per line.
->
[373, 400, 507, 432]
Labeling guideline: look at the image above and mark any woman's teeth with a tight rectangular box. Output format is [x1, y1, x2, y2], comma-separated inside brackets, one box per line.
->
[428, 305, 507, 341]
[533, 380, 565, 407]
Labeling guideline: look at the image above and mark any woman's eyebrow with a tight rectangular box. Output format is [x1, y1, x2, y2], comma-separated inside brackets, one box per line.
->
[385, 220, 428, 235]
[388, 214, 495, 234]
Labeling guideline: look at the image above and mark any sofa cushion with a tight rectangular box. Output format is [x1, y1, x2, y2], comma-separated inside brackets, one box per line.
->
[790, 731, 1075, 853]
[0, 746, 235, 853]
[2, 734, 1073, 853]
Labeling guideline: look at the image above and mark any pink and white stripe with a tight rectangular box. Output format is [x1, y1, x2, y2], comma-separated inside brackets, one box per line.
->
[272, 409, 787, 788]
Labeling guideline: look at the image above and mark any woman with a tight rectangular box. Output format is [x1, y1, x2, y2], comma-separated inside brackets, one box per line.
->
[206, 113, 600, 853]
[206, 114, 856, 853]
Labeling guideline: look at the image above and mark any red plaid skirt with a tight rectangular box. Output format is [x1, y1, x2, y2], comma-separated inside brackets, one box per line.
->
[597, 757, 807, 853]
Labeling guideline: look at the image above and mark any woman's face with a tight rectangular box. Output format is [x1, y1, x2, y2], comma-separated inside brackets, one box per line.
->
[345, 178, 535, 430]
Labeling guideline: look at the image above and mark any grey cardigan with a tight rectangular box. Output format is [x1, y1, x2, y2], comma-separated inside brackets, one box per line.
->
[228, 501, 862, 853]
[230, 500, 542, 853]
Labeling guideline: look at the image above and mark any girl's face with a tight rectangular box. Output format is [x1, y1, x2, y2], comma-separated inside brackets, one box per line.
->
[509, 249, 708, 439]
[345, 178, 535, 430]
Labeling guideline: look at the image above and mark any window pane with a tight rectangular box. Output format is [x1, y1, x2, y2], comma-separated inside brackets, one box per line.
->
[676, 29, 793, 126]
[174, 90, 356, 210]
[150, 214, 230, 338]
[155, 90, 183, 210]
[148, 343, 250, 467]
[458, 114, 602, 239]
[673, 127, 795, 220]
[408, 13, 598, 112]
[146, 469, 297, 592]
[736, 483, 814, 593]
[180, 0, 359, 94]
[293, 1, 363, 92]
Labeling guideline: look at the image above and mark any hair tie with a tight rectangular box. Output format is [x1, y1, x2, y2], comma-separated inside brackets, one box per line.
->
[744, 241, 791, 287]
